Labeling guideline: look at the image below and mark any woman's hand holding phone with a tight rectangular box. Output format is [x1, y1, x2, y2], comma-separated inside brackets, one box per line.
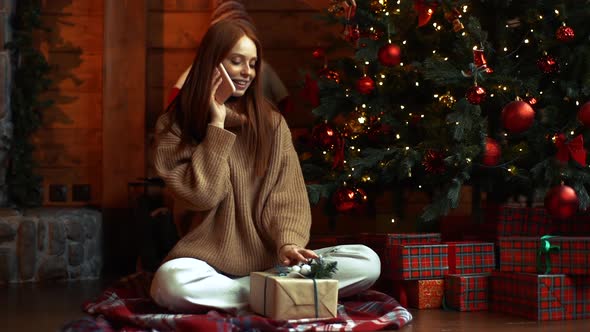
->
[209, 68, 227, 128]
[210, 64, 246, 128]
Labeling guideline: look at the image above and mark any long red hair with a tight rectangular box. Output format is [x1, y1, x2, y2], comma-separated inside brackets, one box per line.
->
[162, 20, 276, 176]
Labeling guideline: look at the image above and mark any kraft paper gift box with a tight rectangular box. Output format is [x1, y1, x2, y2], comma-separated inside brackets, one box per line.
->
[249, 272, 338, 320]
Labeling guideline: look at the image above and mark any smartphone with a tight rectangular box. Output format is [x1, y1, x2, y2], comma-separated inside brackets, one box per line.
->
[215, 63, 236, 104]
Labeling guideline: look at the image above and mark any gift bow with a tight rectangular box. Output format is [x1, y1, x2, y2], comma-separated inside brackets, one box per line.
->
[555, 134, 586, 166]
[537, 235, 560, 274]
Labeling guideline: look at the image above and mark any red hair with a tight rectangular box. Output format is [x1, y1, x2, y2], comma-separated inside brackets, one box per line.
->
[163, 20, 276, 176]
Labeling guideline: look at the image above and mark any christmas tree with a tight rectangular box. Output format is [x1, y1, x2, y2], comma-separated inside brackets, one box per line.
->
[299, 0, 590, 223]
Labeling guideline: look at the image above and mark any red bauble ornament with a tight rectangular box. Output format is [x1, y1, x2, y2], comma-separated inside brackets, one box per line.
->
[556, 26, 575, 42]
[544, 184, 579, 220]
[312, 123, 339, 149]
[577, 101, 590, 128]
[318, 67, 340, 83]
[332, 187, 368, 213]
[465, 85, 487, 105]
[356, 76, 376, 95]
[501, 101, 535, 134]
[482, 137, 501, 166]
[537, 55, 559, 74]
[378, 43, 401, 67]
[312, 47, 325, 59]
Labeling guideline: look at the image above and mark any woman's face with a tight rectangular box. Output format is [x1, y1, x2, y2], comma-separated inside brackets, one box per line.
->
[222, 35, 257, 97]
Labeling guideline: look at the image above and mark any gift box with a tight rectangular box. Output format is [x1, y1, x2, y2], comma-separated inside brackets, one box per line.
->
[489, 271, 575, 320]
[249, 272, 338, 320]
[499, 236, 590, 275]
[480, 205, 552, 240]
[384, 244, 448, 280]
[444, 274, 489, 311]
[447, 242, 495, 274]
[358, 233, 441, 247]
[391, 279, 444, 309]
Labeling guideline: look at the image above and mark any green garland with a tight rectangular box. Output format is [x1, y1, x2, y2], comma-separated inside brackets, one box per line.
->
[4, 0, 52, 207]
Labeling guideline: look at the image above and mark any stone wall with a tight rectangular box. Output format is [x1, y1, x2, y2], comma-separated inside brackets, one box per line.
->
[0, 0, 14, 206]
[0, 208, 102, 283]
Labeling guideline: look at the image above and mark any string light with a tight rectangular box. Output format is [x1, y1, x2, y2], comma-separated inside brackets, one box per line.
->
[571, 131, 575, 135]
[503, 47, 508, 52]
[524, 39, 530, 43]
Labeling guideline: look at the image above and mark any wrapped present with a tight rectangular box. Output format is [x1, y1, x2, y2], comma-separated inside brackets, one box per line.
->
[447, 241, 495, 274]
[480, 205, 553, 240]
[385, 243, 448, 280]
[445, 274, 489, 311]
[571, 276, 590, 319]
[391, 279, 444, 309]
[250, 272, 338, 320]
[358, 233, 441, 266]
[499, 236, 590, 275]
[489, 271, 575, 321]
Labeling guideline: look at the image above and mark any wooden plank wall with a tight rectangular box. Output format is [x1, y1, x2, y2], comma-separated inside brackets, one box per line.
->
[145, 0, 340, 175]
[36, 0, 104, 206]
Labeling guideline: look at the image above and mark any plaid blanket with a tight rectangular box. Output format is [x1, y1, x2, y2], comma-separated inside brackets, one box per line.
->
[61, 272, 412, 331]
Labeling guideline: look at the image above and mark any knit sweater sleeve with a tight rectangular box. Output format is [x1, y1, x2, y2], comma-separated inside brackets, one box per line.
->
[153, 113, 236, 211]
[263, 118, 312, 251]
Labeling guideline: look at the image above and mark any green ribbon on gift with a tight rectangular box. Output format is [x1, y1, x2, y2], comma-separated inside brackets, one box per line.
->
[537, 235, 560, 274]
[263, 275, 320, 318]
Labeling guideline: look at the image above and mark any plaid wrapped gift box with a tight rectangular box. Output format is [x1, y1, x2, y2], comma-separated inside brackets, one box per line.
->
[499, 236, 590, 275]
[480, 205, 553, 241]
[358, 233, 442, 267]
[391, 279, 444, 309]
[447, 242, 495, 274]
[384, 244, 449, 280]
[489, 271, 575, 321]
[444, 274, 489, 311]
[571, 276, 590, 319]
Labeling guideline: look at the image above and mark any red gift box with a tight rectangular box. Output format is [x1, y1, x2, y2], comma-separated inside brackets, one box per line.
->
[499, 236, 590, 275]
[444, 274, 489, 311]
[392, 279, 444, 309]
[385, 244, 448, 280]
[489, 271, 576, 321]
[480, 205, 552, 240]
[446, 242, 495, 274]
[358, 233, 441, 247]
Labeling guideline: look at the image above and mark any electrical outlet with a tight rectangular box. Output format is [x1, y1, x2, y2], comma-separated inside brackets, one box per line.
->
[49, 184, 68, 202]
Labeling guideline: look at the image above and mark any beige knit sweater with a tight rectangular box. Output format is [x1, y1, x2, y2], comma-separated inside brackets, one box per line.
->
[153, 111, 311, 276]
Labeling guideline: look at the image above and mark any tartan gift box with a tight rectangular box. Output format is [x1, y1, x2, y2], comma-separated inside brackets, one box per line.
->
[480, 205, 553, 240]
[391, 279, 444, 309]
[249, 272, 338, 320]
[384, 244, 449, 280]
[358, 233, 441, 247]
[489, 271, 575, 321]
[499, 236, 590, 275]
[446, 241, 495, 274]
[444, 274, 489, 311]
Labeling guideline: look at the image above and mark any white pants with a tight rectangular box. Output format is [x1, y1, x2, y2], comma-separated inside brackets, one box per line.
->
[150, 244, 381, 313]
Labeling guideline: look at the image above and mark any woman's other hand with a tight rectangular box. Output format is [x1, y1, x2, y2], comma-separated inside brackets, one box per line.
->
[278, 244, 319, 266]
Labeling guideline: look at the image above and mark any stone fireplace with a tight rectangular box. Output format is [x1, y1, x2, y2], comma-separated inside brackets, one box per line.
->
[0, 0, 103, 284]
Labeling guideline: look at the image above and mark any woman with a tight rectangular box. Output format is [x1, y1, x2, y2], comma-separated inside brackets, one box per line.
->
[151, 19, 380, 314]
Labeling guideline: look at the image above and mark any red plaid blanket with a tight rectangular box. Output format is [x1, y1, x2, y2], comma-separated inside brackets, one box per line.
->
[61, 272, 412, 331]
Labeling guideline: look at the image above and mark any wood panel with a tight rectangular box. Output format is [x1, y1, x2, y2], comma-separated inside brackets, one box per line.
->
[147, 49, 194, 88]
[31, 128, 101, 167]
[148, 0, 211, 11]
[40, 15, 103, 54]
[42, 91, 102, 129]
[147, 12, 210, 49]
[46, 52, 102, 93]
[41, 0, 104, 16]
[103, 0, 146, 208]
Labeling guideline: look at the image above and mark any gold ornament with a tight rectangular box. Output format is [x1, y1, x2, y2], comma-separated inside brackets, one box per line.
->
[370, 0, 387, 14]
[439, 93, 456, 108]
[345, 111, 367, 135]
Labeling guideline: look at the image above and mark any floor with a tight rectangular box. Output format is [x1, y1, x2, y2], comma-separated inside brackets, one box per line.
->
[0, 280, 588, 332]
